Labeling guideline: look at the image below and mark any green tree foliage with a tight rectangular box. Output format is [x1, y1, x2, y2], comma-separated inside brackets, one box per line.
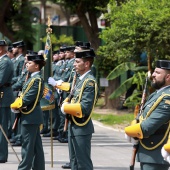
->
[99, 0, 170, 74]
[98, 0, 170, 107]
[42, 34, 74, 50]
[54, 0, 109, 50]
[0, 0, 35, 44]
[107, 62, 148, 106]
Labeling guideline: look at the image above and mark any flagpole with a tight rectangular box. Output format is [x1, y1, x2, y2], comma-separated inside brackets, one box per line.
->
[44, 16, 53, 168]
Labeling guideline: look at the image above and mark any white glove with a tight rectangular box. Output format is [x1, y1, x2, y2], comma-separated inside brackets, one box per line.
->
[161, 146, 170, 162]
[48, 77, 57, 86]
[57, 89, 62, 94]
[166, 156, 170, 164]
[56, 79, 63, 86]
[61, 102, 68, 115]
[125, 133, 139, 145]
[11, 108, 20, 113]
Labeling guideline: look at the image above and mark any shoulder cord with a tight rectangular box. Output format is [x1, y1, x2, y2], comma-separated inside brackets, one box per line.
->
[19, 78, 41, 114]
[71, 78, 98, 126]
[139, 93, 170, 150]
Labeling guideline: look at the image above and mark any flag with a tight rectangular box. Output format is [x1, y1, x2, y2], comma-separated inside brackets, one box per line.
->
[44, 33, 51, 60]
[43, 84, 55, 104]
[40, 20, 55, 111]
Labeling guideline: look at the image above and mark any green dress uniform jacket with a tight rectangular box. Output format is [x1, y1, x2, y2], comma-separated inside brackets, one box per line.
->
[61, 58, 75, 82]
[0, 54, 14, 161]
[12, 67, 28, 91]
[68, 71, 98, 170]
[12, 54, 25, 84]
[52, 60, 67, 135]
[137, 86, 170, 169]
[18, 72, 45, 170]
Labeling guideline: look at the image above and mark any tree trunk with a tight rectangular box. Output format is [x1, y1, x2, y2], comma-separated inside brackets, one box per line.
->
[102, 78, 120, 109]
[76, 6, 100, 50]
[0, 0, 14, 41]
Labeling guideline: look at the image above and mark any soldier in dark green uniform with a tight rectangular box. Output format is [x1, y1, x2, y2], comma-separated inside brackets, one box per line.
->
[52, 48, 98, 170]
[7, 46, 15, 62]
[11, 40, 26, 146]
[7, 45, 15, 139]
[0, 40, 14, 163]
[11, 51, 38, 144]
[12, 40, 25, 85]
[125, 60, 170, 170]
[11, 53, 46, 170]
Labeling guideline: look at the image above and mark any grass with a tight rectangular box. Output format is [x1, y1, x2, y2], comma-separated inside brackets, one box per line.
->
[92, 97, 135, 128]
[92, 113, 134, 127]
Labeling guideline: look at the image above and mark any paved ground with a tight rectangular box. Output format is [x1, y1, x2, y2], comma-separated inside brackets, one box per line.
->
[1, 120, 141, 170]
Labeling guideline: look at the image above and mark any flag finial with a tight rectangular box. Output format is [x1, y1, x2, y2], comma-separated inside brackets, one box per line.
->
[46, 16, 52, 34]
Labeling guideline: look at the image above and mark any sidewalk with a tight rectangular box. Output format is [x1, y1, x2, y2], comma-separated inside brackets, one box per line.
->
[1, 120, 139, 170]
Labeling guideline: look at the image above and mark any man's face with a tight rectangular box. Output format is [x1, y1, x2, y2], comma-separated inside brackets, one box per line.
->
[12, 47, 19, 56]
[73, 58, 88, 75]
[65, 51, 74, 59]
[59, 52, 65, 60]
[53, 54, 59, 61]
[151, 68, 167, 89]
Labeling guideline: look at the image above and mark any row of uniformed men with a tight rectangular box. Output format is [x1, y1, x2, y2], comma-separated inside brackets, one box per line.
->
[9, 40, 98, 170]
[5, 40, 92, 146]
[6, 40, 96, 146]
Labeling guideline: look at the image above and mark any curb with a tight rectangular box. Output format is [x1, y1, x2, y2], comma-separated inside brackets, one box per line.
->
[92, 120, 125, 133]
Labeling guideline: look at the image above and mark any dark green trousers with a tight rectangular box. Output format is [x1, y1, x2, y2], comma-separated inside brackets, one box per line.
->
[140, 163, 169, 170]
[0, 107, 9, 161]
[68, 134, 93, 170]
[18, 124, 45, 170]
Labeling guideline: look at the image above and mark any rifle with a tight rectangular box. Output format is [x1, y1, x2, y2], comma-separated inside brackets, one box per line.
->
[58, 90, 63, 107]
[129, 76, 148, 170]
[63, 72, 77, 132]
[12, 113, 21, 130]
[129, 52, 152, 170]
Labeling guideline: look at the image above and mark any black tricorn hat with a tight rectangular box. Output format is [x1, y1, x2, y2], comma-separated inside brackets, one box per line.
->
[75, 41, 83, 47]
[12, 40, 25, 48]
[27, 54, 45, 61]
[75, 41, 91, 50]
[53, 50, 60, 55]
[0, 40, 7, 46]
[66, 46, 75, 52]
[59, 46, 67, 52]
[81, 42, 91, 49]
[26, 50, 37, 55]
[156, 60, 170, 70]
[75, 48, 95, 58]
[8, 46, 13, 52]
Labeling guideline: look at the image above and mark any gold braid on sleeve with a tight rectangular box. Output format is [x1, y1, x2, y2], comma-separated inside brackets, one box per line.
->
[19, 78, 42, 114]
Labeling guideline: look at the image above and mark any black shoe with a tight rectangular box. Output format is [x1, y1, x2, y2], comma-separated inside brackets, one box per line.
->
[61, 162, 71, 169]
[43, 132, 58, 137]
[0, 160, 7, 163]
[12, 142, 21, 147]
[58, 138, 68, 143]
[40, 129, 49, 134]
[53, 136, 59, 140]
